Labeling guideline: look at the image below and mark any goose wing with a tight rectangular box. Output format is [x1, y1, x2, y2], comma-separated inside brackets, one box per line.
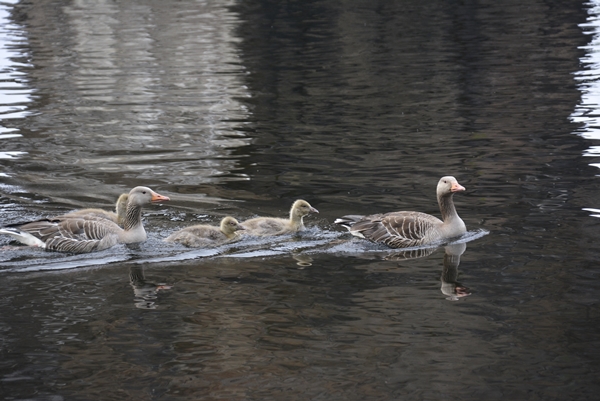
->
[241, 217, 288, 235]
[166, 225, 225, 245]
[3, 217, 121, 253]
[57, 209, 118, 224]
[350, 212, 442, 248]
[180, 225, 223, 239]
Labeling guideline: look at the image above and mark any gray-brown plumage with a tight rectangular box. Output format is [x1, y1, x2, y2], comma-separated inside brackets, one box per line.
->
[242, 199, 319, 236]
[334, 176, 467, 248]
[0, 187, 169, 253]
[165, 216, 245, 248]
[58, 193, 129, 226]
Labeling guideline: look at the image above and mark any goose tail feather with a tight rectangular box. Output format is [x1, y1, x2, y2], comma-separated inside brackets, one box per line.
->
[333, 215, 364, 229]
[0, 227, 46, 247]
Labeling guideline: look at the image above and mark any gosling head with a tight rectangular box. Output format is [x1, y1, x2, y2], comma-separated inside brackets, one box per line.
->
[220, 216, 245, 236]
[290, 199, 319, 219]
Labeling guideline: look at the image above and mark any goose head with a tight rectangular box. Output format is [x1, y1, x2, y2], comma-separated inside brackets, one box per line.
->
[220, 216, 245, 236]
[115, 193, 129, 226]
[116, 193, 129, 211]
[290, 199, 319, 220]
[437, 176, 465, 198]
[127, 186, 170, 207]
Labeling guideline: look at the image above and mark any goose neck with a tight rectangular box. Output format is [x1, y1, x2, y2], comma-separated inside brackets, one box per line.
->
[289, 214, 305, 230]
[123, 204, 143, 231]
[438, 193, 459, 223]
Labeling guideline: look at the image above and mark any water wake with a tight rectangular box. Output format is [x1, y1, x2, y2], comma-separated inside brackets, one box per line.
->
[0, 227, 489, 273]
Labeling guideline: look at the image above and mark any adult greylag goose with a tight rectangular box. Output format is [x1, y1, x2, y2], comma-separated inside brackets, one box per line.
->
[0, 186, 169, 253]
[242, 199, 319, 236]
[59, 193, 129, 226]
[334, 176, 466, 248]
[165, 216, 245, 248]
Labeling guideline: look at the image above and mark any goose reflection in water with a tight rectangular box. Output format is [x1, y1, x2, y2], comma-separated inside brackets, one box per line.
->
[292, 252, 313, 268]
[129, 265, 172, 309]
[440, 243, 471, 301]
[383, 242, 471, 301]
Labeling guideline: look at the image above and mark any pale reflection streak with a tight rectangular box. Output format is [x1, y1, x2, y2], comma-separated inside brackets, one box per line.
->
[63, 2, 161, 121]
[572, 0, 600, 163]
[572, 0, 600, 218]
[56, 1, 251, 184]
[0, 0, 31, 141]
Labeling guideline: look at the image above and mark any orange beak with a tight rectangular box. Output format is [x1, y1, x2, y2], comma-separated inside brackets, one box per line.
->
[451, 183, 466, 192]
[150, 191, 170, 202]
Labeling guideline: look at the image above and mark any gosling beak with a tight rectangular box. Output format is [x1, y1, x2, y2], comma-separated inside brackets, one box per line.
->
[310, 206, 319, 214]
[150, 191, 170, 202]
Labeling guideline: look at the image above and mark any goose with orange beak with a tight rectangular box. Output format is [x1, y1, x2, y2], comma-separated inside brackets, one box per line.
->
[0, 186, 170, 253]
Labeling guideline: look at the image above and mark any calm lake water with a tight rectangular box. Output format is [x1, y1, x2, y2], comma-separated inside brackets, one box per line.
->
[1, 0, 600, 400]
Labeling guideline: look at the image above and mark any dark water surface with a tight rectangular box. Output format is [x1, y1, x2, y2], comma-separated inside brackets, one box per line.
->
[1, 0, 600, 400]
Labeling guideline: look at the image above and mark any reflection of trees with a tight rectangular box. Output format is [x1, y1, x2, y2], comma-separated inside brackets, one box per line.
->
[11, 0, 252, 193]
